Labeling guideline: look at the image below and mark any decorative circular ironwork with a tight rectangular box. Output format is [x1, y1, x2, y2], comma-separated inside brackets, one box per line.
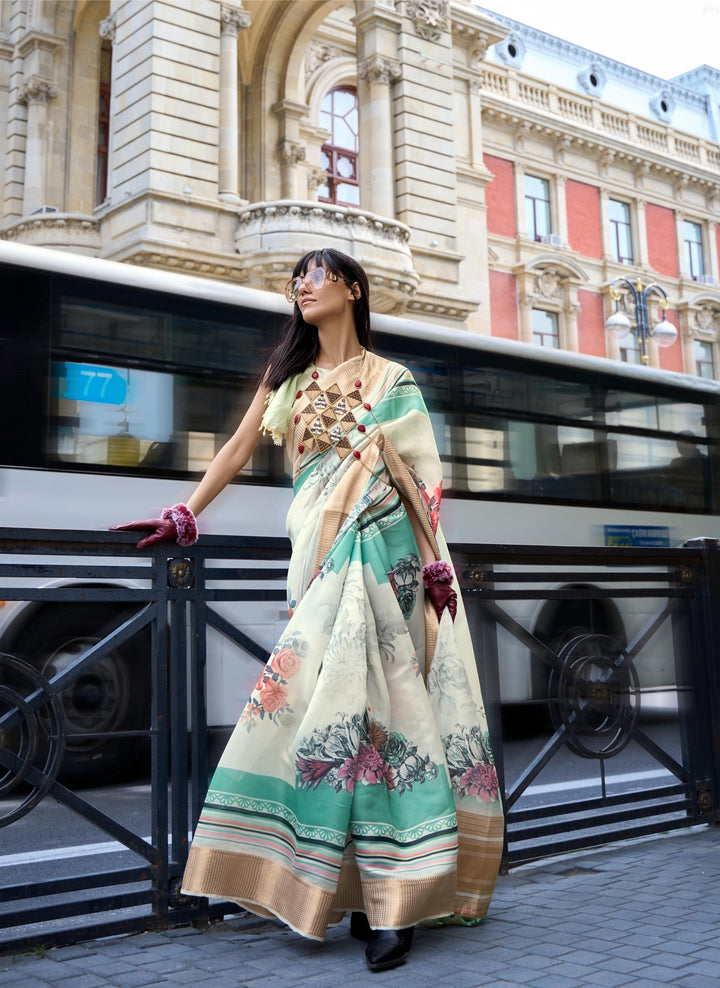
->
[697, 785, 713, 815]
[167, 557, 195, 590]
[548, 633, 640, 759]
[168, 875, 203, 910]
[0, 652, 66, 826]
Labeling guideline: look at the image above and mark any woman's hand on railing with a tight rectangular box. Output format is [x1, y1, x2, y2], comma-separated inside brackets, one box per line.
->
[110, 503, 198, 549]
[109, 516, 178, 550]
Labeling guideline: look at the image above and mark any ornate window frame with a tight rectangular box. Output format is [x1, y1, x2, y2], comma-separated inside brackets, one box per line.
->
[516, 256, 588, 352]
[577, 62, 606, 98]
[494, 31, 526, 68]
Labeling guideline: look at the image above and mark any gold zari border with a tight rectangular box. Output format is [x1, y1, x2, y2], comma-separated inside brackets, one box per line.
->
[183, 845, 461, 939]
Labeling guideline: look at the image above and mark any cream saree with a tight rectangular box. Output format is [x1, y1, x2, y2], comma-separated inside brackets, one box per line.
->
[182, 350, 503, 939]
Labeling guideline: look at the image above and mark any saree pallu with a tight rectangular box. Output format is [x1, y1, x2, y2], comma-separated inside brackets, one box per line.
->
[182, 351, 504, 939]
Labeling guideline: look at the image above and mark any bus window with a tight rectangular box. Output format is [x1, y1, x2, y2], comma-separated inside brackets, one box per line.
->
[606, 391, 706, 438]
[49, 361, 279, 480]
[465, 425, 507, 492]
[58, 298, 167, 361]
[51, 362, 173, 469]
[609, 430, 710, 510]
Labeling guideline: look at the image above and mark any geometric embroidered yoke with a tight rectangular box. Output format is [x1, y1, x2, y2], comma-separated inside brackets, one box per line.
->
[297, 378, 364, 459]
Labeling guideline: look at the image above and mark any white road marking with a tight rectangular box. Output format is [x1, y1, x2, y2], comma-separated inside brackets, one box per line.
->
[522, 768, 674, 796]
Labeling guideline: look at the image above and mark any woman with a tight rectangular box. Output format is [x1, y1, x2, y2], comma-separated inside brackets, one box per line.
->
[114, 249, 503, 972]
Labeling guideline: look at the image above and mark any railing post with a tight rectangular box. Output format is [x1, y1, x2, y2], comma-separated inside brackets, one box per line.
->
[683, 538, 720, 824]
[150, 552, 170, 919]
[460, 559, 508, 868]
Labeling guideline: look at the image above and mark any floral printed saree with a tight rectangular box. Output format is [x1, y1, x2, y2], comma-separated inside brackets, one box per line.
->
[181, 350, 504, 939]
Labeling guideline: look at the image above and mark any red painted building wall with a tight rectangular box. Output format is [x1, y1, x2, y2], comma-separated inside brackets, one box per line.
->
[657, 309, 683, 373]
[645, 205, 678, 277]
[483, 154, 515, 238]
[566, 181, 602, 259]
[577, 290, 606, 356]
[488, 270, 518, 339]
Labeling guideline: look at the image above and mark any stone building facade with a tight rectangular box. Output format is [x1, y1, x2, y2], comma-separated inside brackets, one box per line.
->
[1, 0, 719, 375]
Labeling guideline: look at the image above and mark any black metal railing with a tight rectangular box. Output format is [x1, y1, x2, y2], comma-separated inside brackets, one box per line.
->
[1, 528, 718, 952]
[454, 539, 720, 866]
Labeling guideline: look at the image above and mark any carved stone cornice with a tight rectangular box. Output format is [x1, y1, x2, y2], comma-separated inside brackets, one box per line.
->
[236, 201, 411, 245]
[405, 0, 449, 42]
[220, 4, 251, 35]
[693, 305, 719, 337]
[452, 25, 491, 64]
[554, 135, 572, 164]
[18, 76, 58, 105]
[16, 30, 63, 59]
[535, 268, 562, 300]
[483, 101, 717, 195]
[277, 140, 306, 166]
[305, 40, 346, 80]
[358, 53, 401, 86]
[406, 292, 479, 321]
[599, 149, 615, 176]
[272, 99, 309, 122]
[0, 213, 101, 250]
[307, 167, 328, 191]
[99, 14, 117, 44]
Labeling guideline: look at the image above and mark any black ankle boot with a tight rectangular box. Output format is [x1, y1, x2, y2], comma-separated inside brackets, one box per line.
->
[350, 911, 371, 942]
[365, 926, 414, 972]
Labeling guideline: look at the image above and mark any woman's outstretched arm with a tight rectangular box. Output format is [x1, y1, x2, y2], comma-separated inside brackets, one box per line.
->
[111, 383, 271, 547]
[185, 383, 270, 517]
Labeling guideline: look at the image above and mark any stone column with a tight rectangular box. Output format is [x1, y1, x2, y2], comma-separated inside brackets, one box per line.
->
[599, 188, 612, 260]
[555, 175, 568, 245]
[565, 297, 580, 352]
[514, 162, 526, 238]
[98, 14, 117, 207]
[18, 76, 58, 214]
[357, 53, 400, 218]
[707, 218, 719, 283]
[467, 77, 484, 168]
[518, 293, 534, 344]
[277, 138, 306, 199]
[219, 4, 250, 203]
[675, 210, 686, 277]
[635, 199, 650, 268]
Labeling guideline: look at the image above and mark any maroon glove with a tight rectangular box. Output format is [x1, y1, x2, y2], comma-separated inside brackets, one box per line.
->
[109, 516, 178, 550]
[425, 581, 457, 622]
[422, 561, 457, 622]
[110, 503, 198, 550]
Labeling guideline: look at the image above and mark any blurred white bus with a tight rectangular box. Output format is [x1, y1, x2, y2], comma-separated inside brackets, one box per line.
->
[1, 242, 718, 781]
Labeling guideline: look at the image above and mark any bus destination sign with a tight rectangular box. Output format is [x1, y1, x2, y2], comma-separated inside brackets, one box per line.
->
[604, 525, 670, 547]
[60, 362, 128, 405]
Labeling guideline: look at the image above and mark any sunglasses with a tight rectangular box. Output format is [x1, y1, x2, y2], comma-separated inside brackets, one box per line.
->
[285, 267, 339, 303]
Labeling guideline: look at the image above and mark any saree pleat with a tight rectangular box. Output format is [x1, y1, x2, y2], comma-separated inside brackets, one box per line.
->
[182, 352, 503, 939]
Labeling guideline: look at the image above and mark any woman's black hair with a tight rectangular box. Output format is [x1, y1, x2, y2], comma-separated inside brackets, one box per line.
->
[262, 248, 372, 391]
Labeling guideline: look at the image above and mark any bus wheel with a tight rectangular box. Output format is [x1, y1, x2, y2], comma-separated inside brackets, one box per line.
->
[15, 605, 151, 785]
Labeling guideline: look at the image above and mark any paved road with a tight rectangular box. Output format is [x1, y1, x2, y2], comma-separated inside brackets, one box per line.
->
[2, 825, 719, 987]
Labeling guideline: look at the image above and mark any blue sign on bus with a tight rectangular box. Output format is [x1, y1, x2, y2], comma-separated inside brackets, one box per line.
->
[605, 525, 670, 547]
[60, 363, 128, 405]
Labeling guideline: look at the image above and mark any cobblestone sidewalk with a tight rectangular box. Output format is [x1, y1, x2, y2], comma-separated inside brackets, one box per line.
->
[2, 827, 719, 988]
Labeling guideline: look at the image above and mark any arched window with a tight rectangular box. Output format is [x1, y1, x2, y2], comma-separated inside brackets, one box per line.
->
[318, 86, 358, 207]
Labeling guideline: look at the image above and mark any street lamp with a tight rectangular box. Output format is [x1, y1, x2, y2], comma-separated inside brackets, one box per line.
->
[604, 277, 678, 365]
